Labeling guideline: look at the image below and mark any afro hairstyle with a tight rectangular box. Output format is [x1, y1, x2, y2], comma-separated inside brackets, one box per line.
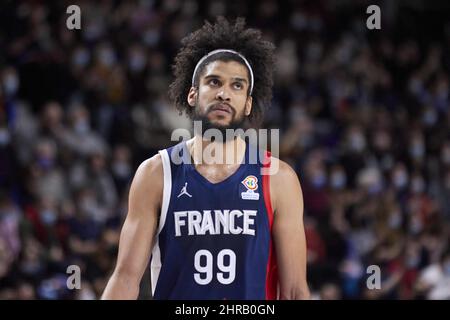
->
[168, 16, 276, 126]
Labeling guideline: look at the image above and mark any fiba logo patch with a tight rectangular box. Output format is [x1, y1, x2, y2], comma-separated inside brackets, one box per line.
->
[241, 175, 260, 200]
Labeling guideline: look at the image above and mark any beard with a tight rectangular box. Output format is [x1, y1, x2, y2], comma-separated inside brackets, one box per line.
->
[193, 102, 247, 140]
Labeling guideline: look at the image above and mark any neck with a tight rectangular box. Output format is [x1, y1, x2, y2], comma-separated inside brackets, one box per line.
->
[190, 134, 246, 166]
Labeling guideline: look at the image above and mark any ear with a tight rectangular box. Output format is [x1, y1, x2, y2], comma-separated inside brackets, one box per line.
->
[244, 96, 253, 116]
[187, 87, 197, 107]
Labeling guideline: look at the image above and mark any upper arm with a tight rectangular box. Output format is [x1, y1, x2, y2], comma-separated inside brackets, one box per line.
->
[270, 158, 310, 299]
[113, 154, 163, 283]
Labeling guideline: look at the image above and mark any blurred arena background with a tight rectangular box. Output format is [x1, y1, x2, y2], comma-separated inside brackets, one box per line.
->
[1, 0, 450, 300]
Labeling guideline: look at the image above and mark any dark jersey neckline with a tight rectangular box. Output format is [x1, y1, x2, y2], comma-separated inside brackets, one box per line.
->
[181, 140, 250, 187]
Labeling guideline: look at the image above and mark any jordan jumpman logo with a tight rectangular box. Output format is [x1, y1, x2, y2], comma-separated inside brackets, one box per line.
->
[177, 182, 193, 198]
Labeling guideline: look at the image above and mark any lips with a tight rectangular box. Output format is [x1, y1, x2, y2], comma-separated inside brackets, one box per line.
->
[210, 103, 233, 114]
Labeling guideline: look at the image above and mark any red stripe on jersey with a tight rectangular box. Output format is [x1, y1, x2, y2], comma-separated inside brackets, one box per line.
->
[263, 151, 278, 300]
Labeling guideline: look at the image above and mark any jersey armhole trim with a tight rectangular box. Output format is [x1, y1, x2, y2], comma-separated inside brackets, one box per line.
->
[263, 150, 278, 300]
[262, 151, 274, 218]
[151, 149, 172, 296]
[158, 149, 172, 233]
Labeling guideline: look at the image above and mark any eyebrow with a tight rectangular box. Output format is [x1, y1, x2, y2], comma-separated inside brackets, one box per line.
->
[232, 77, 248, 84]
[203, 74, 248, 84]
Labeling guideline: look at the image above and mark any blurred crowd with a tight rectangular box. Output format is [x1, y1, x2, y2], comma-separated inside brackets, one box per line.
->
[1, 0, 449, 299]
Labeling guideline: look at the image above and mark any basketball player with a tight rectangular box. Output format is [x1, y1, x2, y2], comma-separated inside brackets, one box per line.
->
[102, 17, 309, 300]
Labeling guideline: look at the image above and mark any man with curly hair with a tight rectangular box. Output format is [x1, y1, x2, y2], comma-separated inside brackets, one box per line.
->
[102, 17, 309, 300]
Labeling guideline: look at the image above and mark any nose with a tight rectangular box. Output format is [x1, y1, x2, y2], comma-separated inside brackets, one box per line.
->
[215, 87, 231, 101]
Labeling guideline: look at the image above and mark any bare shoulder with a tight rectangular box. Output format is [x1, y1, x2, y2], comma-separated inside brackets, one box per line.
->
[129, 153, 164, 212]
[268, 156, 303, 213]
[136, 153, 164, 179]
[269, 156, 301, 186]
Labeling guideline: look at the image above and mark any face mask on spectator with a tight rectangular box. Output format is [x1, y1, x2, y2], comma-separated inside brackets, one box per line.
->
[330, 171, 346, 189]
[129, 52, 146, 73]
[2, 73, 19, 95]
[411, 177, 425, 193]
[311, 171, 327, 188]
[72, 49, 90, 68]
[0, 127, 11, 146]
[423, 108, 437, 126]
[406, 255, 419, 268]
[410, 142, 425, 160]
[349, 133, 366, 152]
[143, 29, 159, 47]
[77, 284, 96, 300]
[444, 261, 450, 275]
[84, 20, 103, 42]
[393, 170, 408, 189]
[99, 48, 116, 67]
[21, 258, 43, 276]
[368, 181, 383, 195]
[80, 196, 96, 218]
[112, 161, 131, 178]
[37, 156, 55, 170]
[410, 216, 423, 235]
[37, 276, 67, 299]
[441, 145, 450, 165]
[40, 210, 57, 226]
[74, 119, 90, 134]
[388, 211, 402, 229]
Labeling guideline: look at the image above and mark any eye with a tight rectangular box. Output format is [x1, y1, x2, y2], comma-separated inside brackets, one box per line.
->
[233, 82, 243, 90]
[208, 78, 220, 86]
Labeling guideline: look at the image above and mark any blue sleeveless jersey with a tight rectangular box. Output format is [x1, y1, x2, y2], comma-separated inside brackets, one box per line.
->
[150, 141, 278, 300]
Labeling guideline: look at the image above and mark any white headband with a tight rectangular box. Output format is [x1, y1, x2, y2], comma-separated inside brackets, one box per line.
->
[191, 49, 254, 95]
